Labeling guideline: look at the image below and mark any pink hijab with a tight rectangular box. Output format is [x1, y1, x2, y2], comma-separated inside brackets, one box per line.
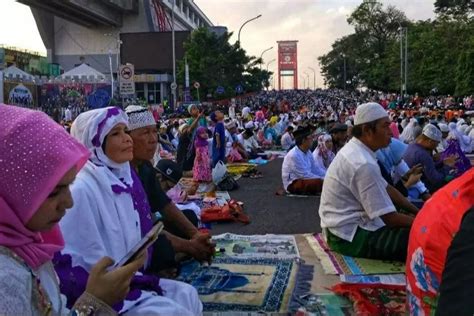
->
[0, 105, 89, 269]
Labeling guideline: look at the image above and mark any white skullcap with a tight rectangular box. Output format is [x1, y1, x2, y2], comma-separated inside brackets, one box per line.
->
[438, 123, 449, 133]
[354, 102, 388, 125]
[125, 105, 156, 131]
[422, 124, 442, 142]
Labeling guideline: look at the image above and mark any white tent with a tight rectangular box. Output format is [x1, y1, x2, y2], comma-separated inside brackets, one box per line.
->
[3, 65, 35, 81]
[58, 63, 106, 81]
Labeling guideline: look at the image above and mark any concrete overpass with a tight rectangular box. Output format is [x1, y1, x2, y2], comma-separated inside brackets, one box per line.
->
[18, 0, 213, 73]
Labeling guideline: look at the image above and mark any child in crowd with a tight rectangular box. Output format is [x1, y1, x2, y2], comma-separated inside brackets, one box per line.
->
[193, 126, 212, 182]
[211, 111, 226, 167]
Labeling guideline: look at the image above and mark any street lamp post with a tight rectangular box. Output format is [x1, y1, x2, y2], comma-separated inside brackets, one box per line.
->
[308, 67, 316, 90]
[171, 0, 177, 110]
[304, 71, 310, 89]
[238, 14, 262, 44]
[340, 53, 347, 90]
[266, 59, 276, 71]
[259, 46, 273, 69]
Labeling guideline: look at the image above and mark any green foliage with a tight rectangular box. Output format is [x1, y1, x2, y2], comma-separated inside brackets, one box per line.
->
[177, 28, 271, 101]
[434, 0, 474, 18]
[319, 0, 474, 96]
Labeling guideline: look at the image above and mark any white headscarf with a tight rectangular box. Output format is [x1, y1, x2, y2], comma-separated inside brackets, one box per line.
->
[71, 106, 132, 185]
[448, 122, 472, 152]
[399, 118, 419, 144]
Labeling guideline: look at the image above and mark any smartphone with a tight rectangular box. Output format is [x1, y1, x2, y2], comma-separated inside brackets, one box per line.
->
[113, 221, 164, 268]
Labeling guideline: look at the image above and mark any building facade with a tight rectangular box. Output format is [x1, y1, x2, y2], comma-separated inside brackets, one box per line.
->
[21, 0, 213, 104]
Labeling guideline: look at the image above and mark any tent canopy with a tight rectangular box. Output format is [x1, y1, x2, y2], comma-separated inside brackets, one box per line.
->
[3, 65, 35, 81]
[58, 63, 106, 80]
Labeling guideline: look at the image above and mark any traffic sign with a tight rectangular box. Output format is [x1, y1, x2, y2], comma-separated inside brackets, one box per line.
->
[235, 84, 243, 93]
[119, 64, 135, 96]
[216, 86, 225, 94]
[193, 82, 200, 89]
[171, 82, 177, 90]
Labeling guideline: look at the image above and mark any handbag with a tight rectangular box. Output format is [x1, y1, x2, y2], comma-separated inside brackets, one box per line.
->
[201, 200, 249, 224]
[217, 174, 240, 191]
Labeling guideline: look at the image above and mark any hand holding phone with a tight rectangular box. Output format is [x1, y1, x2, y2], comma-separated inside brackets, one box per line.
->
[113, 222, 164, 268]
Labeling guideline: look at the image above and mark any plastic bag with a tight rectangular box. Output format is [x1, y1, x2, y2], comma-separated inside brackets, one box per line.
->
[212, 160, 227, 184]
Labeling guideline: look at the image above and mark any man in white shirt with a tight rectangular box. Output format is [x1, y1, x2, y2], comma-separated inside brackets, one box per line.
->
[319, 102, 414, 262]
[280, 126, 295, 151]
[281, 127, 325, 195]
[64, 106, 73, 122]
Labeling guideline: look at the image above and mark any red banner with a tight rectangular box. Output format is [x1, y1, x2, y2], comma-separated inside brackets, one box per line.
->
[278, 41, 297, 70]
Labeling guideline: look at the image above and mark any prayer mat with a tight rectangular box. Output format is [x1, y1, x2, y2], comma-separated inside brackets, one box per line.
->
[213, 233, 300, 260]
[305, 234, 405, 275]
[290, 293, 353, 316]
[340, 274, 406, 286]
[331, 283, 406, 315]
[226, 163, 257, 176]
[177, 257, 299, 312]
[263, 150, 287, 159]
[179, 177, 199, 195]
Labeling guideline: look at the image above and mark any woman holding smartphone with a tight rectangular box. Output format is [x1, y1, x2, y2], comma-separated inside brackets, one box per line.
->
[55, 107, 202, 315]
[0, 105, 145, 315]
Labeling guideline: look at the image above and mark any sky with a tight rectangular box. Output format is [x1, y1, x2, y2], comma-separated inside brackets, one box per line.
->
[0, 0, 436, 88]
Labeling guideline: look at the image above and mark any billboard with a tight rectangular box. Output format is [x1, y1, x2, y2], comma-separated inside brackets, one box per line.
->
[278, 41, 298, 70]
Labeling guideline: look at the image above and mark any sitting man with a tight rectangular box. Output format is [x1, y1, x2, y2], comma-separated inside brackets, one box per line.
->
[403, 124, 457, 193]
[329, 123, 348, 154]
[281, 126, 325, 195]
[319, 102, 415, 262]
[281, 126, 295, 151]
[125, 105, 215, 275]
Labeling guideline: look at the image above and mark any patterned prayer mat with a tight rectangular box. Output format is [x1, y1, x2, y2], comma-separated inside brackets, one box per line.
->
[290, 293, 353, 316]
[177, 257, 298, 313]
[213, 233, 300, 260]
[226, 163, 257, 176]
[331, 283, 406, 315]
[305, 234, 405, 275]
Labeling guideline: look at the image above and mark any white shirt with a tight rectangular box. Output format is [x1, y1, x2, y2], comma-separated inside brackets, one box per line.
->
[319, 138, 396, 242]
[243, 136, 259, 153]
[229, 105, 236, 119]
[281, 146, 325, 191]
[64, 108, 72, 122]
[281, 132, 295, 150]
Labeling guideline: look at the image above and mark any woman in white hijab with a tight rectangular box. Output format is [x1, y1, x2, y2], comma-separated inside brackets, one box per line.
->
[55, 107, 202, 315]
[448, 122, 472, 153]
[399, 118, 421, 144]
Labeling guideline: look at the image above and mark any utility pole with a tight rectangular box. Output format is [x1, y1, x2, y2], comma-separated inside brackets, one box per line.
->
[404, 27, 408, 96]
[171, 0, 177, 110]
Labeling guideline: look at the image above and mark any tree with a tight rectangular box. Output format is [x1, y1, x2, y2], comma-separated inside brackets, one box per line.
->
[435, 0, 474, 18]
[177, 28, 271, 101]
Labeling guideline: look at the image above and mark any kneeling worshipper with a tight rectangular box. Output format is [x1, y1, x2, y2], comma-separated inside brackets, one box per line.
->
[54, 107, 203, 315]
[0, 105, 145, 315]
[312, 133, 336, 177]
[319, 102, 415, 262]
[281, 126, 325, 195]
[376, 137, 431, 202]
[125, 106, 214, 278]
[403, 124, 457, 193]
[328, 123, 348, 154]
[406, 168, 474, 315]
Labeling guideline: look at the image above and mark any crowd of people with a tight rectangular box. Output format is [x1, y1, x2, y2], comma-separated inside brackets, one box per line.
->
[0, 87, 473, 315]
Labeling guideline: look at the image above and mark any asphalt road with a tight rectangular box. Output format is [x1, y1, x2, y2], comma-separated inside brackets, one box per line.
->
[211, 158, 323, 235]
